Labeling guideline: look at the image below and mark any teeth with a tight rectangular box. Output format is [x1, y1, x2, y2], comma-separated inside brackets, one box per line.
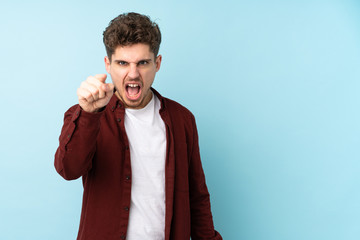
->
[128, 83, 139, 87]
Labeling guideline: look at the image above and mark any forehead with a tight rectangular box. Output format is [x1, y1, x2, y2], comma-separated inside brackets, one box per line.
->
[112, 43, 154, 61]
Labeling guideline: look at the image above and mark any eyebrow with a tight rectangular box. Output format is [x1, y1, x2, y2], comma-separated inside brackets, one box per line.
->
[114, 59, 153, 64]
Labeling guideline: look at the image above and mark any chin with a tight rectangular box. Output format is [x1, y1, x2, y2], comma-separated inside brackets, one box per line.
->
[125, 99, 143, 109]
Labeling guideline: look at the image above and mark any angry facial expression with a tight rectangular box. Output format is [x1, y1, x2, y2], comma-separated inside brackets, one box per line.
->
[105, 43, 162, 109]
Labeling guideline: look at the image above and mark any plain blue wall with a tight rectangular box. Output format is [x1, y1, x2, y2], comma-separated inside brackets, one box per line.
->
[1, 0, 360, 239]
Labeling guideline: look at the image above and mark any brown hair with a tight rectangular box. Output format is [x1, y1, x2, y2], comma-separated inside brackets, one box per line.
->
[103, 12, 161, 61]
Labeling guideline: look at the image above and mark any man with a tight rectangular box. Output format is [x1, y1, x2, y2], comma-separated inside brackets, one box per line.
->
[55, 12, 222, 240]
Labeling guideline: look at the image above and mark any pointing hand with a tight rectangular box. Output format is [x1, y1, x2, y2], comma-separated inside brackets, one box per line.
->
[77, 74, 114, 113]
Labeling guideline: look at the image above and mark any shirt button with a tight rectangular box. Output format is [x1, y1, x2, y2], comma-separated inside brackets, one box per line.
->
[76, 111, 79, 116]
[125, 176, 130, 180]
[125, 146, 129, 150]
[124, 206, 129, 211]
[117, 118, 121, 122]
[118, 104, 122, 108]
[120, 235, 126, 239]
[111, 106, 115, 110]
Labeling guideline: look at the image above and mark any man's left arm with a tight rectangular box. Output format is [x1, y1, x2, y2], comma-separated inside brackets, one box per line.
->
[188, 114, 223, 240]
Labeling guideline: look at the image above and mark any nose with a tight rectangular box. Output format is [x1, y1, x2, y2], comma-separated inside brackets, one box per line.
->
[127, 63, 140, 79]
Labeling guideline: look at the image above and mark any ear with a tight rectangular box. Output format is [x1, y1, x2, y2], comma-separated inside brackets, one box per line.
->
[155, 55, 162, 72]
[104, 56, 111, 73]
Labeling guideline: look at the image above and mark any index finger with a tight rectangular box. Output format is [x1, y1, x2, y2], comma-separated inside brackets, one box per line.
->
[94, 74, 107, 83]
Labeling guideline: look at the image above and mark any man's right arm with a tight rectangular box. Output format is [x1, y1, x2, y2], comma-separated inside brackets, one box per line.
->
[54, 74, 114, 180]
[54, 105, 104, 180]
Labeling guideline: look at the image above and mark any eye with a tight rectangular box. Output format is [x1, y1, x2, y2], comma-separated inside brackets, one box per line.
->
[138, 60, 149, 66]
[118, 61, 128, 66]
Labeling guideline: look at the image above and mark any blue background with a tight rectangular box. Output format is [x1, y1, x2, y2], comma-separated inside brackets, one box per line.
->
[1, 0, 359, 239]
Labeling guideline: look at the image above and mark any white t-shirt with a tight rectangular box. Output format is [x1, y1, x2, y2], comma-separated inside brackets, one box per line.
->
[124, 93, 166, 240]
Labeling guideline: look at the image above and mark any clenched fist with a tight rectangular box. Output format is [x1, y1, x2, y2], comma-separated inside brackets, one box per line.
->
[77, 74, 114, 113]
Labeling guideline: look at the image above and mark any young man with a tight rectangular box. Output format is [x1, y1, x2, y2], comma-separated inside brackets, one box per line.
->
[54, 12, 222, 240]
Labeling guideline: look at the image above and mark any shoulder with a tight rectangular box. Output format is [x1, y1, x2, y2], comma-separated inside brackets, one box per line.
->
[162, 97, 195, 121]
[152, 88, 197, 126]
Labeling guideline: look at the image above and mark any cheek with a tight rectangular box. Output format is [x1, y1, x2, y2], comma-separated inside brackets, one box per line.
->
[142, 71, 157, 85]
[111, 70, 126, 81]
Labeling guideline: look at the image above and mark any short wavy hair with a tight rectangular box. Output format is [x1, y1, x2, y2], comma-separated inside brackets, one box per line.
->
[103, 12, 162, 61]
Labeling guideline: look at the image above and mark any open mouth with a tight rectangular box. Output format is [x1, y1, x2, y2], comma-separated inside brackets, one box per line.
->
[126, 83, 141, 100]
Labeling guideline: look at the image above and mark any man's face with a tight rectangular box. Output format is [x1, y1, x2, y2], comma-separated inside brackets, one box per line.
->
[105, 43, 162, 109]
